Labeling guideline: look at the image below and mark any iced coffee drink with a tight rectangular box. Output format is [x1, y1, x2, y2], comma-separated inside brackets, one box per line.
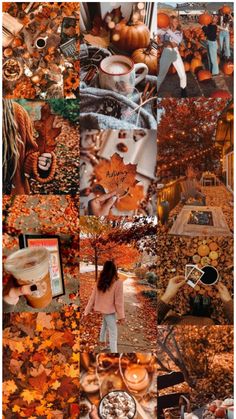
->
[5, 247, 52, 309]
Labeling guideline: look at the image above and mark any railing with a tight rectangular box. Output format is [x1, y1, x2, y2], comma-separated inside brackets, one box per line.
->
[157, 177, 185, 212]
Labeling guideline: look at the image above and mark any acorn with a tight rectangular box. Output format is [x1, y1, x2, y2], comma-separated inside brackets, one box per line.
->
[117, 143, 128, 152]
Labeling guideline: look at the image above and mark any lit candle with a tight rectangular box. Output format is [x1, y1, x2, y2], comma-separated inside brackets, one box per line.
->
[124, 365, 149, 391]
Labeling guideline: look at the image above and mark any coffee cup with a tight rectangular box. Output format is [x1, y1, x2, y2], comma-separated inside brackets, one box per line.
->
[35, 36, 48, 49]
[5, 247, 52, 309]
[99, 55, 148, 94]
[200, 265, 219, 286]
[98, 390, 136, 419]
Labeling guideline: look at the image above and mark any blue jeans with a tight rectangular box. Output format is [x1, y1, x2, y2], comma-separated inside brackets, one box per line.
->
[99, 313, 117, 352]
[219, 30, 231, 58]
[207, 40, 219, 75]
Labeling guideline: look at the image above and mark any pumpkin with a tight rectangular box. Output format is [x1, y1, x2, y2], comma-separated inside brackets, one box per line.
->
[221, 5, 231, 14]
[183, 61, 190, 72]
[198, 13, 212, 25]
[190, 57, 202, 73]
[197, 69, 212, 81]
[168, 64, 177, 75]
[112, 20, 150, 52]
[198, 244, 210, 257]
[157, 12, 170, 29]
[222, 62, 234, 75]
[131, 45, 157, 75]
[210, 90, 231, 99]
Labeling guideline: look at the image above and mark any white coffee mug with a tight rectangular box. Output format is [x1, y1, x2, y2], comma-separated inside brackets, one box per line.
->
[99, 55, 148, 95]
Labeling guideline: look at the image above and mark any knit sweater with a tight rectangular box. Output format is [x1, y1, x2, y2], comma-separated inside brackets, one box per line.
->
[158, 299, 233, 325]
[84, 279, 125, 320]
[8, 102, 56, 194]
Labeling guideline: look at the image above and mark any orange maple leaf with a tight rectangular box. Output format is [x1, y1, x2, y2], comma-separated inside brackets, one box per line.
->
[94, 153, 137, 196]
[29, 371, 49, 394]
[115, 183, 144, 211]
[34, 103, 61, 153]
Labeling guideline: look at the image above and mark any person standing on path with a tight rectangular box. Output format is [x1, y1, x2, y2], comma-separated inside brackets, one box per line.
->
[202, 14, 219, 76]
[84, 260, 125, 352]
[218, 11, 233, 60]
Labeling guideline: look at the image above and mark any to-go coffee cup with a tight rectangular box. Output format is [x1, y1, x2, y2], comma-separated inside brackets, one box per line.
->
[5, 247, 52, 309]
[200, 265, 219, 286]
[99, 55, 148, 95]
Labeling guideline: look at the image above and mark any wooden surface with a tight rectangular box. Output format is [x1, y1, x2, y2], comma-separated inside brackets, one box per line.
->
[169, 206, 231, 237]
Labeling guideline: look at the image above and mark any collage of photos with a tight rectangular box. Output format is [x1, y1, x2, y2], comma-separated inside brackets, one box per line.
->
[1, 2, 234, 419]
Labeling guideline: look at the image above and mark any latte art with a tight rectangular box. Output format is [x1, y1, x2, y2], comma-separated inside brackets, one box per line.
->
[103, 61, 131, 75]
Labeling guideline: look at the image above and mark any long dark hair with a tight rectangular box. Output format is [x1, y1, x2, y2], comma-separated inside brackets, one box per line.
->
[97, 260, 118, 293]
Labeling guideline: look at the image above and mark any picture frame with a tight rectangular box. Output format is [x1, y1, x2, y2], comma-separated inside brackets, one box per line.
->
[19, 234, 65, 298]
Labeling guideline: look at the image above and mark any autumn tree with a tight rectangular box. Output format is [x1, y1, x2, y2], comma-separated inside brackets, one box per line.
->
[80, 216, 157, 280]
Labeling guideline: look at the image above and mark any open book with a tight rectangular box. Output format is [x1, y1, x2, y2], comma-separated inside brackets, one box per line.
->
[98, 130, 157, 180]
[3, 13, 24, 48]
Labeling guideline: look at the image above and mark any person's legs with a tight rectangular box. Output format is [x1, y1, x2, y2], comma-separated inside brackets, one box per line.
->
[173, 49, 187, 89]
[99, 315, 107, 344]
[157, 48, 173, 92]
[207, 40, 219, 75]
[224, 31, 231, 58]
[219, 31, 224, 55]
[105, 313, 118, 353]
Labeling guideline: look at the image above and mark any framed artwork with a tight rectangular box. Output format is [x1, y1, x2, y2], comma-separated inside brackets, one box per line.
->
[19, 234, 65, 298]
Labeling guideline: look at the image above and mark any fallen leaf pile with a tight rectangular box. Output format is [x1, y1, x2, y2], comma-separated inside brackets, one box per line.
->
[94, 153, 144, 211]
[3, 195, 79, 236]
[3, 2, 80, 99]
[3, 307, 80, 418]
[157, 234, 233, 324]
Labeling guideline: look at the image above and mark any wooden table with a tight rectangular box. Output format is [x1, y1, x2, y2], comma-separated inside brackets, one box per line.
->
[169, 205, 231, 237]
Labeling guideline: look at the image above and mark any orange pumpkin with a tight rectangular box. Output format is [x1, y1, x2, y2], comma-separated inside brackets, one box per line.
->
[211, 90, 231, 99]
[190, 57, 202, 73]
[222, 62, 234, 75]
[168, 64, 177, 75]
[198, 13, 212, 25]
[221, 5, 231, 14]
[157, 12, 170, 29]
[131, 46, 157, 75]
[183, 61, 190, 72]
[197, 69, 212, 81]
[112, 20, 150, 52]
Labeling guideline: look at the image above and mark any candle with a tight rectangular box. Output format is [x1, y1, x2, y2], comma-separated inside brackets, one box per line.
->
[124, 365, 149, 391]
[136, 353, 152, 364]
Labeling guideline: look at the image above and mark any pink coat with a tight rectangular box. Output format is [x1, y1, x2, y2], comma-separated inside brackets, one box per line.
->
[84, 279, 125, 320]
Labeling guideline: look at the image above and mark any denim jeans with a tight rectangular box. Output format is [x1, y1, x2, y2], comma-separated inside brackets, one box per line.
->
[157, 47, 187, 91]
[207, 40, 219, 75]
[99, 313, 117, 352]
[219, 30, 231, 58]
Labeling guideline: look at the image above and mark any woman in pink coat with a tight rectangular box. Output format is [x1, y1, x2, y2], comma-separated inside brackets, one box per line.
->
[84, 260, 125, 352]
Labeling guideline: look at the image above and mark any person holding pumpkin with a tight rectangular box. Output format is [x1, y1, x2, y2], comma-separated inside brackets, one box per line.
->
[157, 16, 187, 98]
[218, 10, 233, 60]
[202, 14, 219, 76]
[3, 100, 55, 194]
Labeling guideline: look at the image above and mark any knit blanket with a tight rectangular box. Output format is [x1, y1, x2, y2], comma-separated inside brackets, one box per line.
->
[80, 45, 157, 129]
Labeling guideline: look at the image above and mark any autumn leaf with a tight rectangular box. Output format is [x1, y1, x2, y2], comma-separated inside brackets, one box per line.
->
[94, 153, 137, 196]
[21, 389, 40, 404]
[34, 103, 62, 153]
[29, 371, 49, 394]
[36, 312, 53, 331]
[115, 183, 144, 211]
[3, 380, 17, 395]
